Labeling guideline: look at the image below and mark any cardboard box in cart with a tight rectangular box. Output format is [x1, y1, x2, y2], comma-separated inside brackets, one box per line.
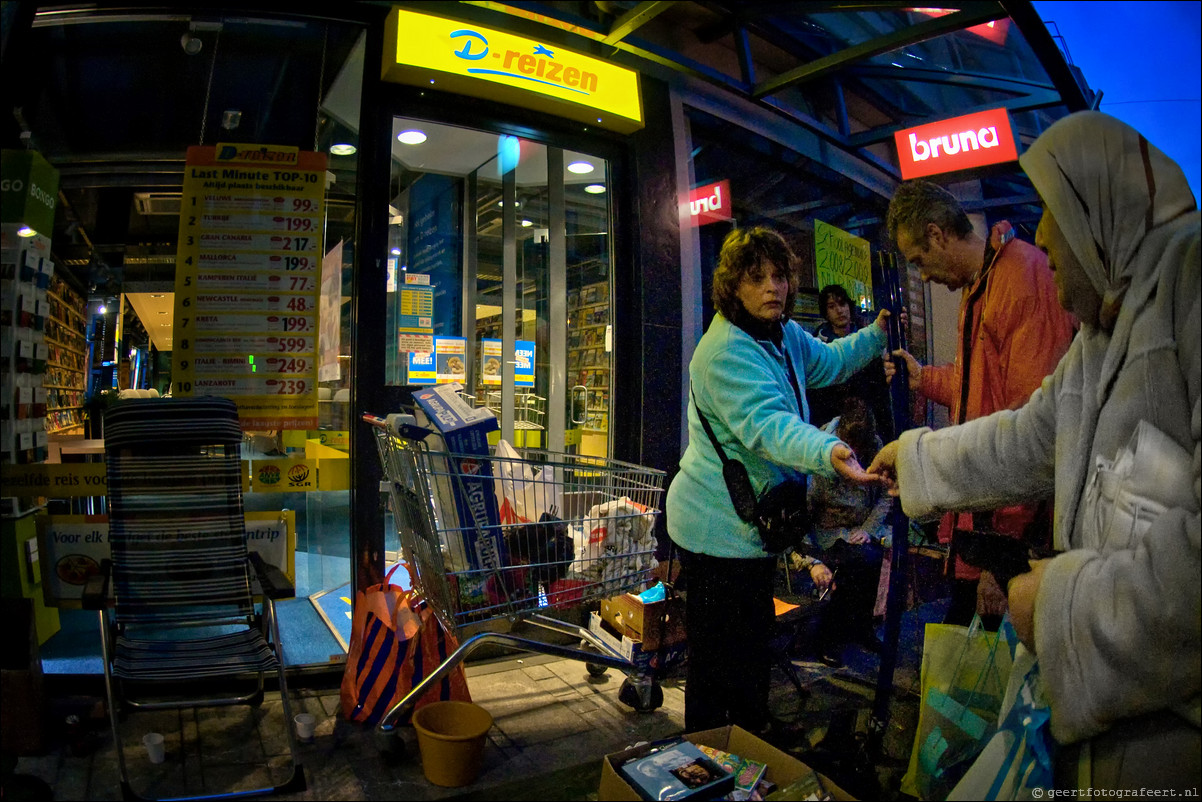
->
[599, 725, 854, 801]
[599, 593, 686, 652]
[588, 611, 686, 675]
[411, 384, 507, 580]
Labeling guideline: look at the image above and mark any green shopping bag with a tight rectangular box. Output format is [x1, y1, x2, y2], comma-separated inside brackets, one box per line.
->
[901, 615, 1016, 800]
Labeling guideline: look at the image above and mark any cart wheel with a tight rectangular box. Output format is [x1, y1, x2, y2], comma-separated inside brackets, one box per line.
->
[618, 677, 664, 712]
[585, 662, 609, 677]
[374, 727, 407, 759]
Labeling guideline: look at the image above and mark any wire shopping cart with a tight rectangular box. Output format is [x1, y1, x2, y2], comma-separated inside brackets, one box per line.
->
[364, 412, 671, 749]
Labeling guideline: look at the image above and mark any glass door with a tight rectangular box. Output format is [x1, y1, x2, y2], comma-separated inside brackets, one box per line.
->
[385, 118, 613, 458]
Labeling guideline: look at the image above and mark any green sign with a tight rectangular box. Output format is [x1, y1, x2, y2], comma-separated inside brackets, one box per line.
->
[1, 150, 60, 235]
[814, 219, 872, 308]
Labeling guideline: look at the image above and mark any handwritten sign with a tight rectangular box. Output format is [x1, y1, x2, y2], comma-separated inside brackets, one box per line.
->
[814, 219, 872, 308]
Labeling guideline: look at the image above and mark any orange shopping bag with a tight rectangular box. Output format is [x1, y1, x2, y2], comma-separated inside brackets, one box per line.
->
[340, 563, 471, 724]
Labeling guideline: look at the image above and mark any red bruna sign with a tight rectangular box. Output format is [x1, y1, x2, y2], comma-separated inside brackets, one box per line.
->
[894, 108, 1019, 180]
[688, 179, 731, 226]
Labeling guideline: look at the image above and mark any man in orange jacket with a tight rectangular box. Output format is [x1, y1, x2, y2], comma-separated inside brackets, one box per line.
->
[886, 180, 1076, 626]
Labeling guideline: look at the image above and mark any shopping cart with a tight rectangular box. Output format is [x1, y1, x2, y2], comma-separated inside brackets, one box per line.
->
[364, 412, 671, 749]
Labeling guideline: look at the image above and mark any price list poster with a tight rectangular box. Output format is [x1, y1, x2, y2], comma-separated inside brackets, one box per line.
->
[172, 143, 326, 430]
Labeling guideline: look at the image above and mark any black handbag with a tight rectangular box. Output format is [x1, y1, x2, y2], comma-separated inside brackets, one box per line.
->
[690, 349, 810, 554]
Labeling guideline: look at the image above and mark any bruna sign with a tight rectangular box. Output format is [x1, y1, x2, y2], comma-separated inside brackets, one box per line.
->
[894, 108, 1019, 180]
[688, 179, 731, 226]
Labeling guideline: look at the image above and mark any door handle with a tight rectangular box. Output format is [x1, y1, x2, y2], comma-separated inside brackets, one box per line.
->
[570, 385, 588, 426]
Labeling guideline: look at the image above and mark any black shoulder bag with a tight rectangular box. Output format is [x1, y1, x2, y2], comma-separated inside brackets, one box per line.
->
[691, 350, 810, 554]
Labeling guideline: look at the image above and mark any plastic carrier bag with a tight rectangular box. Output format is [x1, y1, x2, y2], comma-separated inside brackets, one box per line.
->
[340, 563, 471, 725]
[901, 615, 1016, 800]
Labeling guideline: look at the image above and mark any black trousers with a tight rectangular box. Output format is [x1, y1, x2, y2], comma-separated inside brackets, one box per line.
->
[678, 548, 776, 733]
[816, 539, 883, 649]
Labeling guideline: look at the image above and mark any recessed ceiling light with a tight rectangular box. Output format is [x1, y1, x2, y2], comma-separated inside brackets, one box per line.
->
[567, 161, 594, 174]
[330, 143, 357, 156]
[390, 247, 401, 255]
[584, 184, 606, 194]
[521, 220, 533, 227]
[397, 130, 427, 145]
[17, 226, 36, 237]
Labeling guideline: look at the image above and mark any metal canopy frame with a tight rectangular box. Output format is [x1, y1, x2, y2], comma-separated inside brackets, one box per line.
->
[456, 0, 1092, 194]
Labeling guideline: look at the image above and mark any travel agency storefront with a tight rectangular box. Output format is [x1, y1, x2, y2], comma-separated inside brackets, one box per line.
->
[0, 0, 1092, 670]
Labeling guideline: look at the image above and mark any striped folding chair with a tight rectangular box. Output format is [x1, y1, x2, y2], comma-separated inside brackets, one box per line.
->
[83, 397, 305, 801]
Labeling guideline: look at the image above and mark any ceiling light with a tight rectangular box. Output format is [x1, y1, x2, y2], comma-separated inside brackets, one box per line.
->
[98, 306, 107, 314]
[567, 161, 594, 174]
[180, 32, 203, 55]
[521, 220, 533, 227]
[584, 184, 606, 194]
[390, 247, 401, 255]
[330, 143, 357, 156]
[397, 130, 427, 145]
[497, 200, 521, 207]
[17, 226, 36, 237]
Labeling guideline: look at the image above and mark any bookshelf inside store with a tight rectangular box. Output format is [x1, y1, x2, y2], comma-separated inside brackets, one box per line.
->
[44, 277, 86, 435]
[568, 279, 609, 438]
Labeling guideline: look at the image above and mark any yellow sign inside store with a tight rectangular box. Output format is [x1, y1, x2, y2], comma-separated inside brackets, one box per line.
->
[383, 7, 643, 133]
[2, 457, 348, 496]
[2, 462, 108, 497]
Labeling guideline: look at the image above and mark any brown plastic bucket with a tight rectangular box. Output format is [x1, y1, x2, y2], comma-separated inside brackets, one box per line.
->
[411, 701, 493, 787]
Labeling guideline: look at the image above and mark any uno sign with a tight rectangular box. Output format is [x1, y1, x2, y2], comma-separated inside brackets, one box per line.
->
[894, 108, 1019, 180]
[688, 180, 731, 226]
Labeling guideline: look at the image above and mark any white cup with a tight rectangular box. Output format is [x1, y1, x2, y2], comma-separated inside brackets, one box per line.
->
[294, 713, 316, 742]
[143, 732, 166, 764]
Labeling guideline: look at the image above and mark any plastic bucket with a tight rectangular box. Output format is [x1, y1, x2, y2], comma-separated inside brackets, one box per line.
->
[411, 701, 493, 787]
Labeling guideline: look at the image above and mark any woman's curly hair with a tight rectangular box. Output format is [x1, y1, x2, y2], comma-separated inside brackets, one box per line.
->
[712, 226, 800, 322]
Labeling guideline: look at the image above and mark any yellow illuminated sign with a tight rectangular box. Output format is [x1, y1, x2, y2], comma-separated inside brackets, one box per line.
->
[382, 7, 643, 133]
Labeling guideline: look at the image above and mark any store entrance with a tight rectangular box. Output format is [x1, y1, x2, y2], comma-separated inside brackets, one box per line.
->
[383, 118, 613, 457]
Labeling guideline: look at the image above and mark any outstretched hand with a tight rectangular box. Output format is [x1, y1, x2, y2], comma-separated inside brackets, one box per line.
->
[866, 440, 901, 496]
[831, 442, 881, 485]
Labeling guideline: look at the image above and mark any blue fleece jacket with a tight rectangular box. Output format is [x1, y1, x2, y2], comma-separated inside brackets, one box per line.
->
[666, 312, 887, 558]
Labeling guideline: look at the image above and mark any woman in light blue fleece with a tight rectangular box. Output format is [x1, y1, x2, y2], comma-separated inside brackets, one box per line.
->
[666, 226, 890, 734]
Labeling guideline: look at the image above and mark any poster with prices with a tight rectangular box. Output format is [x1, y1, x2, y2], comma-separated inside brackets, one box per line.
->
[173, 143, 326, 429]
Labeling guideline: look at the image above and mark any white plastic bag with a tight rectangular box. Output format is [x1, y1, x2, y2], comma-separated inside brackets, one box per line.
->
[492, 439, 562, 525]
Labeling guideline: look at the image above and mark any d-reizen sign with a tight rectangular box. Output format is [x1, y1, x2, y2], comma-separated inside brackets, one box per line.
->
[894, 108, 1019, 180]
[382, 7, 643, 133]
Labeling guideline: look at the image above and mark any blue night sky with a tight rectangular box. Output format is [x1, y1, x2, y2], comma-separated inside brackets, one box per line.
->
[1032, 1, 1202, 204]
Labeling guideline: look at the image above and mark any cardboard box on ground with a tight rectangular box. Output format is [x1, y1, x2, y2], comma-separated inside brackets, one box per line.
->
[599, 725, 854, 801]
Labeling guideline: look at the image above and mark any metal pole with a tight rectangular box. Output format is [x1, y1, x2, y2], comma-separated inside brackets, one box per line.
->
[867, 251, 913, 756]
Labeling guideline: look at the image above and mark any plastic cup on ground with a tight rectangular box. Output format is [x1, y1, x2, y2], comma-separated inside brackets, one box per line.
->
[294, 713, 316, 742]
[143, 732, 165, 764]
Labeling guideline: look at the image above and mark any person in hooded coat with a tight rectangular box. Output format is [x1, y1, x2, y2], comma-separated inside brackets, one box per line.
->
[870, 111, 1200, 791]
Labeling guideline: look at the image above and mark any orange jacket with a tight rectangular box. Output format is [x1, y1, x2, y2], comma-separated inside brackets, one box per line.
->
[920, 222, 1077, 577]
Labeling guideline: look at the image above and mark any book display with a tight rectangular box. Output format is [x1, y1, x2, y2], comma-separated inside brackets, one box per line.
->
[43, 275, 86, 435]
[567, 280, 609, 434]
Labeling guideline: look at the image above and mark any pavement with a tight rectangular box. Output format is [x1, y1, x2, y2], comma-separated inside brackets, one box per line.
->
[4, 642, 925, 801]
